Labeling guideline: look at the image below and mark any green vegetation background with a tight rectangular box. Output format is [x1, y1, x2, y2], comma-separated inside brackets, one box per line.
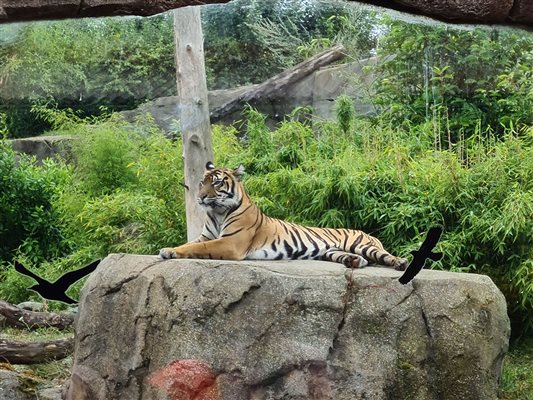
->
[1, 105, 531, 336]
[0, 2, 531, 397]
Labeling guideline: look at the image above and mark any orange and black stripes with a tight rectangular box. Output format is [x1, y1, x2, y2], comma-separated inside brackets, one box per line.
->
[159, 162, 409, 271]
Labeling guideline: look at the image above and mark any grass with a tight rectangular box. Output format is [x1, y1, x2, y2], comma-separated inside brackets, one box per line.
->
[1, 326, 73, 341]
[0, 326, 73, 395]
[0, 358, 72, 396]
[500, 340, 533, 400]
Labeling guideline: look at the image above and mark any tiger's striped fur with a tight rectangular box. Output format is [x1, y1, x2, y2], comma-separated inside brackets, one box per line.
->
[159, 162, 408, 270]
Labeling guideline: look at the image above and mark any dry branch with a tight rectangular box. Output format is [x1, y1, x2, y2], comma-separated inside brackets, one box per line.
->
[209, 44, 347, 122]
[0, 300, 73, 330]
[0, 0, 232, 22]
[1, 0, 529, 25]
[0, 337, 74, 364]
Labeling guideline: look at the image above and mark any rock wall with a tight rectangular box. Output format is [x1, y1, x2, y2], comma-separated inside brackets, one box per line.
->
[121, 59, 379, 135]
[10, 135, 72, 165]
[0, 370, 28, 400]
[66, 254, 510, 400]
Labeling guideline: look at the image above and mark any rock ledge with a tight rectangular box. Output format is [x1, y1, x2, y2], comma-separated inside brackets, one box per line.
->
[66, 254, 510, 400]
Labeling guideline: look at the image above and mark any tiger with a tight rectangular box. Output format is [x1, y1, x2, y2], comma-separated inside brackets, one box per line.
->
[159, 162, 409, 270]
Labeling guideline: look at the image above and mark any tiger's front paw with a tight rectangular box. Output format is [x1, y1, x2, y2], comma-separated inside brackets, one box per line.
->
[159, 248, 180, 259]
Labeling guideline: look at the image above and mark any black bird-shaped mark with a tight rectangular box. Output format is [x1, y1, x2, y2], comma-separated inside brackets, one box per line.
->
[14, 259, 101, 304]
[399, 227, 443, 285]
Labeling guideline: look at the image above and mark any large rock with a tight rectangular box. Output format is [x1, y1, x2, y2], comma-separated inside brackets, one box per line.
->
[10, 135, 72, 165]
[120, 86, 262, 134]
[0, 370, 29, 400]
[66, 254, 510, 400]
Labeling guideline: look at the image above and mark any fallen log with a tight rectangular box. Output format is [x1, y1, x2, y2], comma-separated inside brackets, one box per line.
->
[0, 337, 74, 364]
[0, 300, 73, 330]
[209, 44, 346, 122]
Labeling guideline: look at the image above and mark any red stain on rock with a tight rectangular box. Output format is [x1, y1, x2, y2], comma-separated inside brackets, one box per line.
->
[148, 359, 219, 400]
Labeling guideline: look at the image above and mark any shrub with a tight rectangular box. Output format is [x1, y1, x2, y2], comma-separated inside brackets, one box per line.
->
[2, 108, 531, 337]
[373, 19, 533, 140]
[71, 120, 139, 196]
[54, 116, 187, 259]
[0, 142, 71, 264]
[0, 142, 72, 303]
[220, 109, 533, 339]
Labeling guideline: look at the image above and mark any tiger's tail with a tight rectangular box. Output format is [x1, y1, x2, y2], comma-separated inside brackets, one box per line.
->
[335, 228, 408, 270]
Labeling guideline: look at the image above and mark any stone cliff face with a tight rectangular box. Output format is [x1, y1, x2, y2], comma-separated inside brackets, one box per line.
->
[66, 254, 510, 400]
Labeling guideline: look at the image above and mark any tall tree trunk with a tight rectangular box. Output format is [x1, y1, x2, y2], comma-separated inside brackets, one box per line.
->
[174, 7, 214, 242]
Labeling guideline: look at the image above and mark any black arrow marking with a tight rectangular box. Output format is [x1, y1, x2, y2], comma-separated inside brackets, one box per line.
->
[399, 227, 443, 285]
[14, 259, 101, 304]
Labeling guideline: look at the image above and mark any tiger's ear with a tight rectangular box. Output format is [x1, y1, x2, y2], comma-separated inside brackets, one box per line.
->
[206, 161, 215, 171]
[233, 164, 245, 181]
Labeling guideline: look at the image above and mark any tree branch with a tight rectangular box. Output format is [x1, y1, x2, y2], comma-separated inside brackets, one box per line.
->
[1, 1, 529, 26]
[0, 337, 74, 364]
[0, 0, 232, 22]
[210, 45, 347, 123]
[0, 300, 73, 330]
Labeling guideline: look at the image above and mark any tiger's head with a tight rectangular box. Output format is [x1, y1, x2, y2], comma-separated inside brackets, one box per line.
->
[197, 161, 245, 212]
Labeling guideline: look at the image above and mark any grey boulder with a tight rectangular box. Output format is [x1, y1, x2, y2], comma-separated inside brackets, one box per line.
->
[65, 254, 510, 399]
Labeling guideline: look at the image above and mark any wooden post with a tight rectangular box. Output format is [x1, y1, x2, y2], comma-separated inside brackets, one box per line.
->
[174, 7, 214, 242]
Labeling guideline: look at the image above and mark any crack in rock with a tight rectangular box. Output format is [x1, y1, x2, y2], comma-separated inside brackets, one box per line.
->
[223, 283, 261, 313]
[327, 268, 357, 361]
[391, 285, 415, 309]
[102, 261, 160, 296]
[411, 280, 433, 338]
[249, 360, 332, 399]
[420, 306, 432, 338]
[244, 318, 278, 352]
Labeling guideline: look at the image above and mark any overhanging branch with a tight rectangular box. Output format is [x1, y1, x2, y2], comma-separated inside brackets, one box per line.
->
[0, 0, 530, 26]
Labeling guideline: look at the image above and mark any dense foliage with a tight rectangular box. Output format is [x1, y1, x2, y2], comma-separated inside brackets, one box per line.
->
[0, 115, 187, 302]
[203, 0, 377, 88]
[0, 16, 176, 138]
[373, 20, 533, 140]
[0, 143, 70, 264]
[3, 2, 530, 141]
[1, 105, 532, 338]
[0, 1, 376, 138]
